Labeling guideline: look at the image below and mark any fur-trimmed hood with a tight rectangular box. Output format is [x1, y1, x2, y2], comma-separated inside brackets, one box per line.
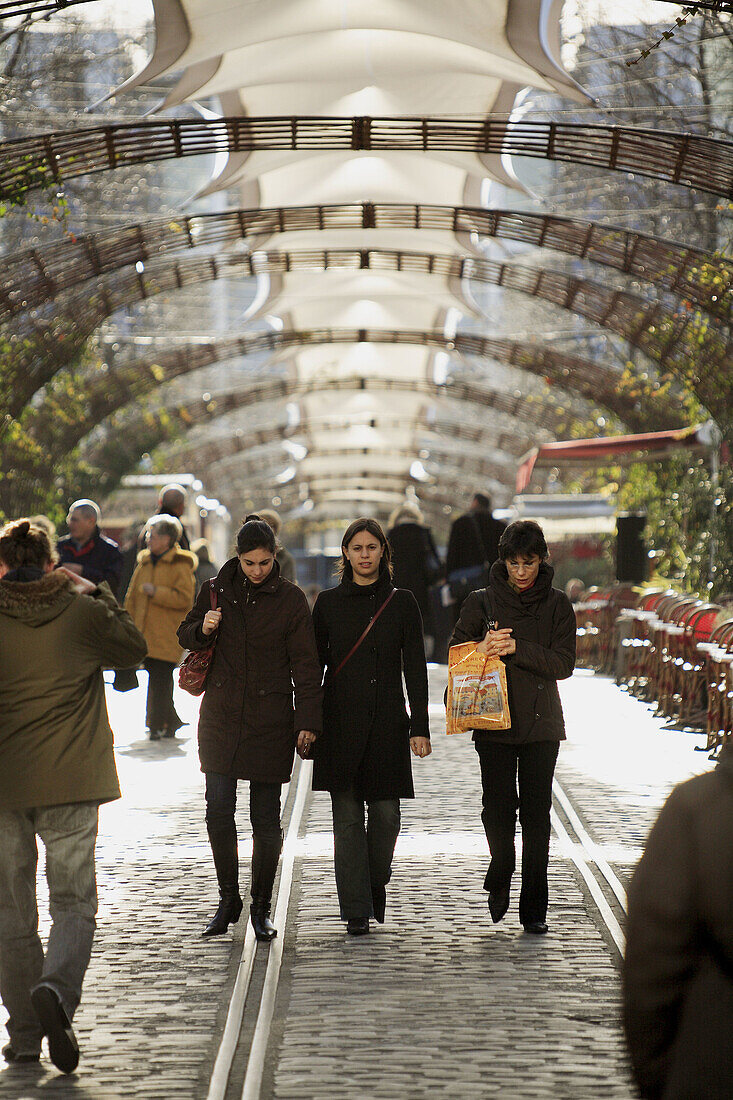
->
[0, 570, 75, 626]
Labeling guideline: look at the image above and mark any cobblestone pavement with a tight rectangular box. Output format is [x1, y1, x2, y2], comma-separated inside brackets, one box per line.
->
[0, 668, 712, 1098]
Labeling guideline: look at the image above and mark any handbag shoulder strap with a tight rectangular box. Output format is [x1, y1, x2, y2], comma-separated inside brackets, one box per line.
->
[479, 587, 498, 633]
[331, 588, 397, 678]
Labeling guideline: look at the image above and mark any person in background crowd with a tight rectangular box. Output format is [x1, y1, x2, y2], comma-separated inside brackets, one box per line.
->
[623, 742, 733, 1100]
[157, 483, 191, 551]
[29, 515, 57, 540]
[449, 520, 576, 935]
[387, 501, 442, 658]
[178, 516, 322, 943]
[258, 509, 297, 583]
[312, 518, 431, 936]
[445, 493, 506, 622]
[116, 519, 147, 603]
[56, 499, 123, 597]
[191, 538, 219, 596]
[125, 516, 197, 741]
[0, 519, 146, 1074]
[564, 577, 585, 603]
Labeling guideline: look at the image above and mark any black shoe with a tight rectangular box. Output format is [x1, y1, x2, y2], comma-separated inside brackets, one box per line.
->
[523, 921, 548, 935]
[2, 1043, 40, 1064]
[371, 885, 386, 924]
[30, 985, 79, 1075]
[148, 728, 162, 741]
[202, 888, 243, 937]
[346, 918, 370, 936]
[488, 886, 511, 923]
[250, 899, 277, 942]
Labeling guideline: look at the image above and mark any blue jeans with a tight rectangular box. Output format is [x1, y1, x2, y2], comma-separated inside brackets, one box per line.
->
[330, 790, 401, 920]
[0, 803, 98, 1056]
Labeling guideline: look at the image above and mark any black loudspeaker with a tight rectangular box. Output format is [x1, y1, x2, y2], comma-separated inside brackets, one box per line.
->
[616, 513, 647, 583]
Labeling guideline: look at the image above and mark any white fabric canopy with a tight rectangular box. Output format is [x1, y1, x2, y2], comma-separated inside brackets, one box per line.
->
[115, 0, 588, 517]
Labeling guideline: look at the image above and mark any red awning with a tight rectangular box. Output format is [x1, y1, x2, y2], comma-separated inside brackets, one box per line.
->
[516, 424, 712, 493]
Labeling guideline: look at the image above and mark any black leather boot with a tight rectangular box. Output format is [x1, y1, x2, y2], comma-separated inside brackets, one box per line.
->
[202, 816, 242, 937]
[203, 886, 243, 938]
[250, 898, 277, 942]
[250, 830, 282, 942]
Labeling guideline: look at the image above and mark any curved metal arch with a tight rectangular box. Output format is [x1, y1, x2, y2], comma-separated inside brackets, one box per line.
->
[17, 244, 708, 424]
[83, 373, 588, 478]
[161, 440, 513, 500]
[227, 473, 500, 514]
[0, 0, 98, 16]
[1, 116, 730, 201]
[166, 413, 532, 474]
[39, 325, 681, 459]
[3, 203, 729, 324]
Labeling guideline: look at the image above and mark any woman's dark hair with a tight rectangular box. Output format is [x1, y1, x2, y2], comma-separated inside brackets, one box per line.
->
[236, 514, 278, 556]
[337, 517, 393, 579]
[498, 520, 548, 561]
[0, 518, 57, 570]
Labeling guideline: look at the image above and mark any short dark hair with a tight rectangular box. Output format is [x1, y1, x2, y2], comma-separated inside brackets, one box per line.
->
[236, 515, 277, 556]
[498, 520, 548, 561]
[472, 492, 491, 511]
[0, 518, 57, 570]
[337, 517, 393, 579]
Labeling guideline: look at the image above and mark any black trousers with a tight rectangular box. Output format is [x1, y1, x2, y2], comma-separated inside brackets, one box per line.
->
[144, 657, 178, 733]
[205, 775, 282, 901]
[475, 739, 559, 925]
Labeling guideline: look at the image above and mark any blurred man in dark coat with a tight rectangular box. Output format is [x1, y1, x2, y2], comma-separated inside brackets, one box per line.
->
[56, 500, 123, 597]
[623, 744, 733, 1099]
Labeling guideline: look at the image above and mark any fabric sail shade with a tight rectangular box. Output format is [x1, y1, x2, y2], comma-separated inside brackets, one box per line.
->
[516, 423, 717, 493]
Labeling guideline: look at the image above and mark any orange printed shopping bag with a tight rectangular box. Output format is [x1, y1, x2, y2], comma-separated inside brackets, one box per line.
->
[446, 642, 511, 734]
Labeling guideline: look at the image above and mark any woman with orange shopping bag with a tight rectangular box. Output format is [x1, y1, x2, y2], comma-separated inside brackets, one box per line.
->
[449, 520, 575, 934]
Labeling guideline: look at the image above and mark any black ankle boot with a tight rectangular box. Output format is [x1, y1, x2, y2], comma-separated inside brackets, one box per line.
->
[202, 886, 243, 937]
[250, 898, 277, 942]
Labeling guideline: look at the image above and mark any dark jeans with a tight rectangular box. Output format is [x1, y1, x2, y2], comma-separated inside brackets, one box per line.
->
[476, 739, 559, 925]
[330, 789, 401, 920]
[144, 657, 180, 734]
[204, 774, 281, 838]
[205, 775, 282, 901]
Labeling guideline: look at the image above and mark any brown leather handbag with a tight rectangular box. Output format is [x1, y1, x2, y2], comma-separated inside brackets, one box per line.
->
[178, 581, 218, 696]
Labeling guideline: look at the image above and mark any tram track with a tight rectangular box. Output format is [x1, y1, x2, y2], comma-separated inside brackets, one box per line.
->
[206, 757, 312, 1100]
[552, 776, 627, 957]
[205, 694, 631, 1098]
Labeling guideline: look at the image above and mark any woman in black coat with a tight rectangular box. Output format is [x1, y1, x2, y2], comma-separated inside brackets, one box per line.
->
[387, 502, 442, 647]
[312, 518, 432, 936]
[449, 520, 576, 934]
[178, 517, 322, 943]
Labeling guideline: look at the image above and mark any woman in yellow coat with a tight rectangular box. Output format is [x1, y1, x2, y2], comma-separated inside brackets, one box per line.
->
[125, 515, 197, 740]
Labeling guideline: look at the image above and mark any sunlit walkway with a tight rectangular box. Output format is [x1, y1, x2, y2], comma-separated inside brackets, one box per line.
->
[0, 669, 711, 1098]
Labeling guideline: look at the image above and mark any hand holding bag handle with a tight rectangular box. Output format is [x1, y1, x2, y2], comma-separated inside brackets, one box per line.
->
[178, 581, 219, 696]
[330, 588, 397, 679]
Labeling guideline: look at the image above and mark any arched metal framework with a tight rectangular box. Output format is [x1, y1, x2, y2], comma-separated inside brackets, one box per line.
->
[46, 326, 684, 459]
[18, 247, 725, 425]
[84, 373, 588, 476]
[1, 117, 730, 200]
[3, 204, 729, 324]
[0, 0, 99, 17]
[169, 414, 525, 477]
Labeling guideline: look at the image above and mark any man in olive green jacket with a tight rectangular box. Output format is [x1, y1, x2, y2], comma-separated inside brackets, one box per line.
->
[0, 518, 147, 1074]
